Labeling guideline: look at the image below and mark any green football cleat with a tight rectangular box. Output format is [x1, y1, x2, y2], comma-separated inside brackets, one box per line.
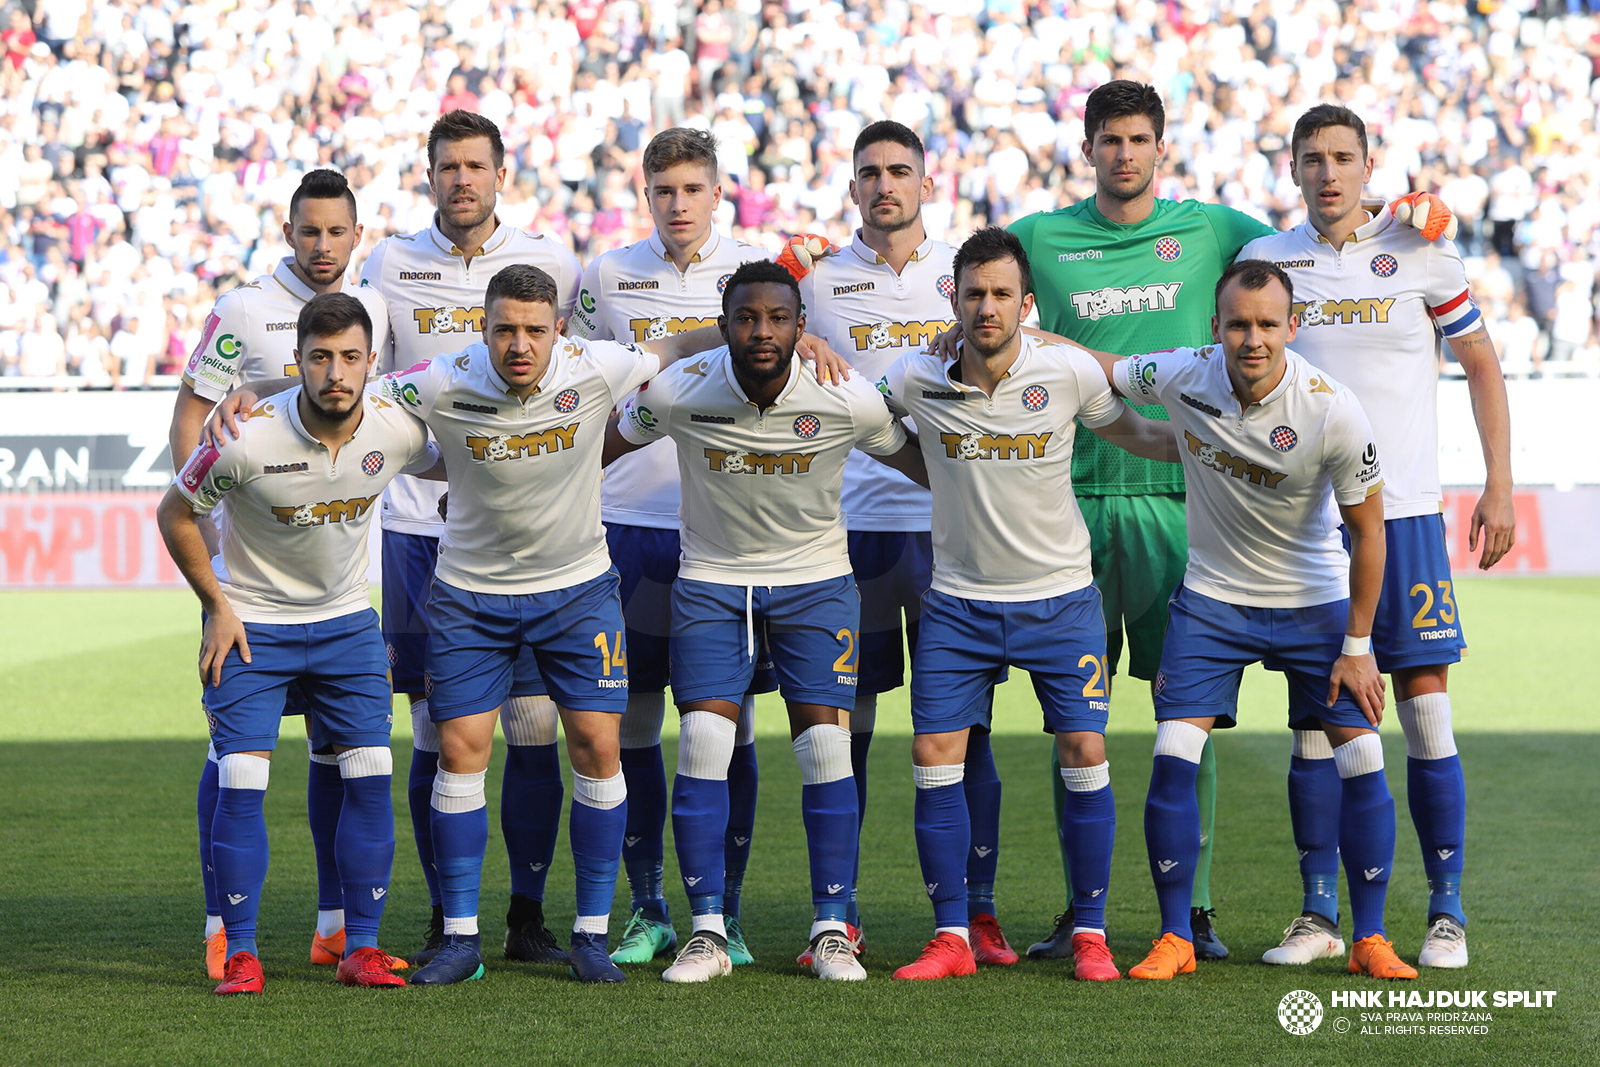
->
[725, 916, 754, 966]
[609, 909, 677, 964]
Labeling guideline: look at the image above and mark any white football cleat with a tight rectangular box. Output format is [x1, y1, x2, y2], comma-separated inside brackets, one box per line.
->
[661, 932, 732, 983]
[1417, 915, 1469, 969]
[809, 930, 867, 981]
[1262, 914, 1346, 965]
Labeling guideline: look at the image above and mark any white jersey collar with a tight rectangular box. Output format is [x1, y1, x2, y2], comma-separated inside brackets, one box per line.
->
[284, 385, 367, 447]
[943, 333, 1031, 390]
[1308, 204, 1395, 247]
[722, 350, 802, 408]
[848, 229, 936, 267]
[428, 215, 513, 259]
[647, 226, 722, 264]
[473, 340, 551, 398]
[270, 257, 331, 303]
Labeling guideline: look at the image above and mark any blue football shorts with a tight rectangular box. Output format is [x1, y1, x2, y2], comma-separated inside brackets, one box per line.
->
[1342, 513, 1466, 672]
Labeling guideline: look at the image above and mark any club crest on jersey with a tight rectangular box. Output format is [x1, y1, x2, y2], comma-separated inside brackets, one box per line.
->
[1370, 254, 1398, 277]
[1269, 426, 1298, 452]
[1022, 385, 1049, 411]
[361, 450, 385, 475]
[937, 274, 955, 298]
[793, 414, 820, 439]
[555, 388, 580, 413]
[717, 273, 733, 294]
[1154, 236, 1182, 261]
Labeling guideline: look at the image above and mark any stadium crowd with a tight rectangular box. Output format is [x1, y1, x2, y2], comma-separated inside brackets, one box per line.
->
[0, 0, 1596, 386]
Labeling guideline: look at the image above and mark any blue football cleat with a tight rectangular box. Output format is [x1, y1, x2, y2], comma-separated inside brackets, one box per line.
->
[409, 934, 485, 986]
[569, 931, 626, 983]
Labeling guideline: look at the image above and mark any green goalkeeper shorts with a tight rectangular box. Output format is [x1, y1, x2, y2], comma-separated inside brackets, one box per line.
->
[1077, 492, 1188, 681]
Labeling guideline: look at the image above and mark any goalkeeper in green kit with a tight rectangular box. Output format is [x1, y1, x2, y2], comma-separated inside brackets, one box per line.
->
[1009, 80, 1456, 961]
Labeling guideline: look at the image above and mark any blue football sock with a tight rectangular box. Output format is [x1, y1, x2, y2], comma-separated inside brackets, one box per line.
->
[912, 766, 969, 930]
[672, 773, 729, 912]
[619, 745, 669, 920]
[1288, 752, 1343, 925]
[963, 730, 1001, 919]
[307, 752, 345, 913]
[724, 742, 758, 920]
[1334, 737, 1397, 943]
[502, 743, 563, 903]
[212, 755, 271, 960]
[430, 770, 489, 930]
[1410, 754, 1467, 924]
[802, 778, 858, 925]
[1061, 764, 1115, 931]
[847, 730, 871, 927]
[197, 751, 220, 917]
[1144, 753, 1202, 942]
[407, 746, 441, 908]
[335, 749, 395, 953]
[571, 772, 627, 921]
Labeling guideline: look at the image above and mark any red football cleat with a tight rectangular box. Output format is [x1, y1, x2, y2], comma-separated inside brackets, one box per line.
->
[797, 922, 863, 967]
[1071, 931, 1121, 981]
[969, 913, 1019, 966]
[336, 947, 409, 987]
[214, 951, 265, 995]
[892, 932, 978, 981]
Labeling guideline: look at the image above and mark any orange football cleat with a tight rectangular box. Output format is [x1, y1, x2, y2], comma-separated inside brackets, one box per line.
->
[1071, 931, 1121, 981]
[310, 927, 346, 966]
[1128, 932, 1196, 980]
[1348, 934, 1418, 980]
[892, 932, 977, 981]
[205, 927, 227, 981]
[336, 947, 409, 987]
[214, 950, 265, 995]
[969, 913, 1019, 966]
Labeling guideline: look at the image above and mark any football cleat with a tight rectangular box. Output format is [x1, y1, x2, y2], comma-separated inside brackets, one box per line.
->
[505, 921, 571, 964]
[1071, 932, 1121, 981]
[569, 930, 627, 983]
[310, 927, 345, 966]
[661, 931, 732, 984]
[969, 913, 1019, 966]
[1128, 932, 1196, 980]
[214, 950, 264, 995]
[411, 905, 445, 968]
[1262, 913, 1346, 966]
[724, 915, 754, 966]
[205, 927, 227, 981]
[892, 932, 977, 981]
[1417, 915, 1469, 969]
[810, 930, 866, 981]
[797, 921, 863, 966]
[1026, 910, 1076, 959]
[609, 909, 677, 964]
[409, 934, 485, 986]
[1190, 907, 1230, 960]
[336, 947, 408, 987]
[1348, 934, 1418, 980]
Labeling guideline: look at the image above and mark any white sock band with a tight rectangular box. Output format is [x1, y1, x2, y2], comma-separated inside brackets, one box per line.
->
[1292, 729, 1335, 760]
[317, 909, 344, 937]
[307, 739, 339, 766]
[217, 753, 270, 790]
[792, 724, 852, 785]
[337, 746, 393, 779]
[695, 913, 728, 937]
[206, 742, 219, 763]
[934, 925, 969, 943]
[677, 710, 737, 780]
[574, 770, 627, 810]
[1153, 721, 1208, 763]
[574, 914, 609, 935]
[431, 768, 487, 813]
[1396, 693, 1457, 760]
[1059, 760, 1110, 792]
[810, 919, 847, 939]
[735, 694, 757, 747]
[444, 915, 478, 936]
[411, 700, 439, 754]
[851, 691, 878, 734]
[502, 694, 559, 747]
[1333, 734, 1385, 779]
[913, 762, 964, 789]
[618, 691, 667, 749]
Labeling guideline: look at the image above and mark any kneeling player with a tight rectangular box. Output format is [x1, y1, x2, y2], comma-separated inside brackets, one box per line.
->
[158, 294, 436, 994]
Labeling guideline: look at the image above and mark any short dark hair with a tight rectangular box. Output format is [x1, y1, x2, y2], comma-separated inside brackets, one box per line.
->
[297, 292, 372, 350]
[289, 168, 358, 224]
[1083, 80, 1165, 142]
[721, 258, 801, 317]
[1214, 258, 1295, 311]
[1291, 103, 1368, 162]
[484, 263, 559, 314]
[643, 127, 719, 180]
[952, 226, 1033, 297]
[427, 109, 505, 171]
[853, 120, 925, 170]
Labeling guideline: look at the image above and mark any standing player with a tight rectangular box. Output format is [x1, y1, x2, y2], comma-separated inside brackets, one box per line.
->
[169, 168, 390, 978]
[360, 110, 581, 967]
[798, 120, 1016, 965]
[1240, 105, 1514, 970]
[570, 128, 769, 967]
[606, 259, 925, 982]
[158, 293, 435, 993]
[1091, 260, 1415, 982]
[882, 229, 1178, 982]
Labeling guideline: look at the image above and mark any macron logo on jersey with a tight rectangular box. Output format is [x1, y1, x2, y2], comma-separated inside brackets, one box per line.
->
[271, 495, 381, 527]
[467, 426, 579, 461]
[1069, 283, 1182, 322]
[1183, 431, 1288, 488]
[939, 431, 1052, 460]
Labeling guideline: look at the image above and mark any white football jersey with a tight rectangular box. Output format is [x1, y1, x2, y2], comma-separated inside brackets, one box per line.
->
[378, 336, 658, 594]
[182, 257, 392, 401]
[617, 347, 905, 585]
[1240, 207, 1483, 520]
[572, 228, 763, 529]
[879, 335, 1120, 601]
[1114, 346, 1383, 608]
[360, 217, 582, 535]
[173, 385, 435, 624]
[800, 232, 958, 532]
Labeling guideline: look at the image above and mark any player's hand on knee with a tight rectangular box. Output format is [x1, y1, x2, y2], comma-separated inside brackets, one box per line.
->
[1328, 653, 1385, 726]
[1469, 486, 1516, 570]
[201, 607, 251, 687]
[795, 334, 852, 384]
[929, 322, 963, 362]
[203, 388, 263, 450]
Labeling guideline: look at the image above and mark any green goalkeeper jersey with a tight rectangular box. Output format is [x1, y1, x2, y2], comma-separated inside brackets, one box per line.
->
[1010, 197, 1274, 496]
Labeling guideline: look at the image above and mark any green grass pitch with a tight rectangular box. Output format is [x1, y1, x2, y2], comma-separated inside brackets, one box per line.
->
[1, 579, 1595, 1066]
